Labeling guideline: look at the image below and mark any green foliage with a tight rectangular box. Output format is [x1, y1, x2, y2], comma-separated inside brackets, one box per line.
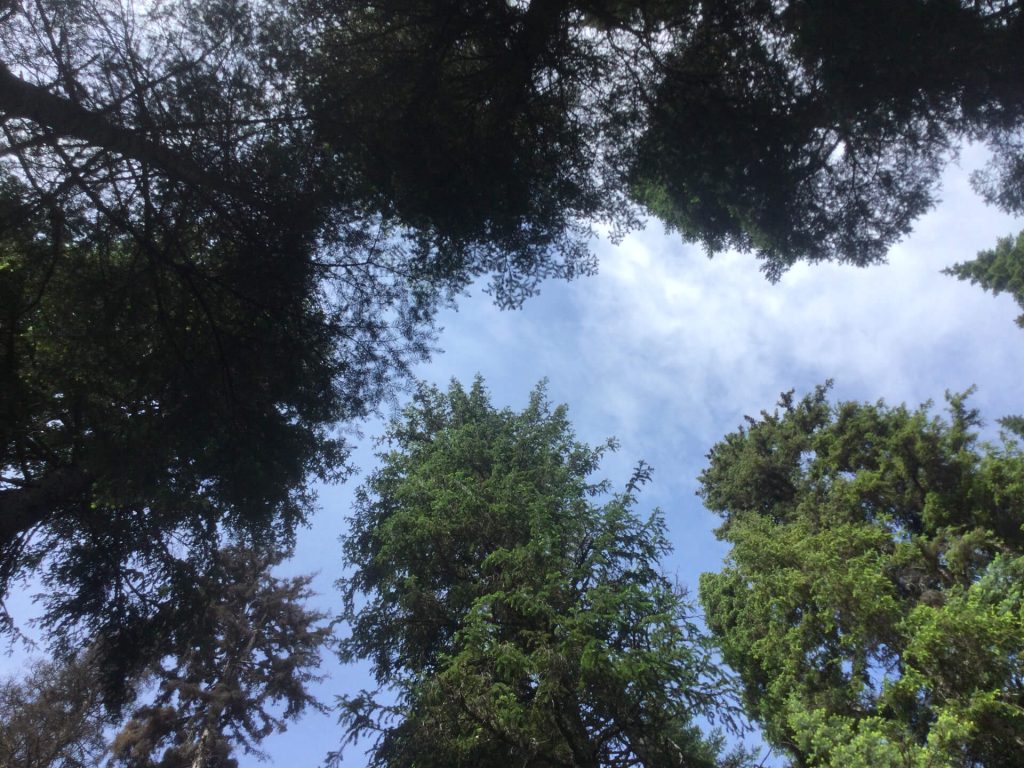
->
[0, 0, 614, 665]
[5, 0, 1024, 665]
[699, 386, 1024, 767]
[946, 231, 1024, 327]
[335, 378, 743, 767]
[4, 0, 1024, 755]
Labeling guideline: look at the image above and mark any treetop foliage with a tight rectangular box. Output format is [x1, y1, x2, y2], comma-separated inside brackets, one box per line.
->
[0, 652, 113, 768]
[947, 230, 1024, 327]
[307, 0, 1024, 277]
[336, 378, 746, 767]
[0, 544, 328, 768]
[109, 545, 329, 768]
[699, 386, 1024, 766]
[633, 0, 1024, 276]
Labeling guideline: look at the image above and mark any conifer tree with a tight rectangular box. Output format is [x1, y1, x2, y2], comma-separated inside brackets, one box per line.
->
[700, 386, 1024, 767]
[335, 379, 745, 767]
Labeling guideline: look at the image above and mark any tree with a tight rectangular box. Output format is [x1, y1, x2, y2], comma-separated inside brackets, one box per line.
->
[5, 0, 1024, 693]
[306, 0, 1024, 277]
[945, 230, 1024, 438]
[0, 0, 388, 667]
[0, 0, 587, 676]
[109, 545, 329, 768]
[698, 386, 1024, 766]
[0, 545, 327, 768]
[946, 230, 1024, 327]
[632, 0, 1024, 276]
[0, 652, 114, 768]
[335, 378, 744, 768]
[300, 0, 621, 287]
[0, 168, 350, 684]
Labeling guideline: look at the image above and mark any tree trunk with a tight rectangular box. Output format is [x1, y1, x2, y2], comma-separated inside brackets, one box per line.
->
[0, 466, 91, 552]
[0, 62, 256, 205]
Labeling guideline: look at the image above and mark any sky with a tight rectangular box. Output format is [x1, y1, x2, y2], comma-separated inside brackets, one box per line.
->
[3, 145, 1024, 766]
[249, 143, 1024, 766]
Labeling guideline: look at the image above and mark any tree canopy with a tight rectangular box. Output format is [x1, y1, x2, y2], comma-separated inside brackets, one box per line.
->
[3, 1, 1024, 759]
[307, 0, 1024, 276]
[0, 169, 347, 671]
[4, 0, 1024, 657]
[699, 386, 1024, 766]
[633, 0, 1024, 275]
[0, 0, 606, 662]
[335, 378, 744, 767]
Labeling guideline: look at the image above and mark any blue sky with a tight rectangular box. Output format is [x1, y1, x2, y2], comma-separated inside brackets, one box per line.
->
[3, 145, 1023, 766]
[249, 144, 1024, 766]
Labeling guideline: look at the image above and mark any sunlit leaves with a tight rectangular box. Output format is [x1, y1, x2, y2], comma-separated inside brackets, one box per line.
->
[700, 387, 1024, 766]
[335, 378, 742, 767]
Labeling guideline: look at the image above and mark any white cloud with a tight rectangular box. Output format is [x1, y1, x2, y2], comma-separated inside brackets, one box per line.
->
[562, 151, 1024, 460]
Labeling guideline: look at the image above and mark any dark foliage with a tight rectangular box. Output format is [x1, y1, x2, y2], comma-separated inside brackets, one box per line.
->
[0, 652, 114, 768]
[3, 0, 1024, 723]
[109, 545, 328, 768]
[308, 0, 1024, 277]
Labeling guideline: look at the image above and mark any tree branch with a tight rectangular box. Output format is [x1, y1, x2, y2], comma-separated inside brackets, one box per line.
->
[0, 61, 260, 206]
[0, 465, 91, 552]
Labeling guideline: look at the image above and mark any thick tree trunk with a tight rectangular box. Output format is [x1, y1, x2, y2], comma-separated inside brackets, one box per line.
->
[0, 467, 91, 551]
[0, 62, 256, 204]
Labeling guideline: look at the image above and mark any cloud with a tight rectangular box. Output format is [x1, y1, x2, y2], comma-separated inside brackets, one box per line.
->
[562, 151, 1024, 460]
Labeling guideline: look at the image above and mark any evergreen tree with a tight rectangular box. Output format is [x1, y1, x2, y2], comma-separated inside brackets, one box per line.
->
[946, 230, 1024, 327]
[5, 0, 1024, 688]
[0, 653, 113, 768]
[699, 386, 1024, 767]
[109, 545, 329, 768]
[0, 546, 327, 768]
[0, 0, 593, 662]
[335, 378, 744, 767]
[307, 0, 1024, 276]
